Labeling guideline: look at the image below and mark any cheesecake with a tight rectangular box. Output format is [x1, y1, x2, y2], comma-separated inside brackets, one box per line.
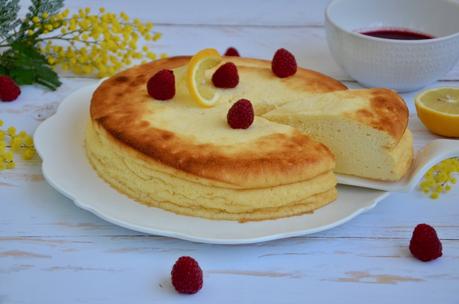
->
[86, 55, 412, 221]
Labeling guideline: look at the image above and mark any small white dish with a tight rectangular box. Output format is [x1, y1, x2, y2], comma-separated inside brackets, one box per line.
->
[34, 84, 389, 244]
[325, 0, 459, 92]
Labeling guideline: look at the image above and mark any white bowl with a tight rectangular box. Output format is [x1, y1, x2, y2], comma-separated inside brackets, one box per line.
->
[325, 0, 459, 92]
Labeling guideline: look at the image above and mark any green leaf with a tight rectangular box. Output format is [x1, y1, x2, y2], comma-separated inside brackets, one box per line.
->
[0, 40, 62, 90]
[0, 65, 7, 75]
[0, 1, 64, 90]
[36, 65, 61, 90]
[9, 67, 36, 84]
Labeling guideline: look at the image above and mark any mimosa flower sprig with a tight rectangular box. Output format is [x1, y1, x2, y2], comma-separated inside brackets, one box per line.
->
[0, 119, 35, 170]
[419, 158, 459, 199]
[0, 0, 163, 90]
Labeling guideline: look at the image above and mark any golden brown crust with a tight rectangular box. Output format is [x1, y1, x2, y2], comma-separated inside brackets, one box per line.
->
[90, 57, 343, 188]
[91, 118, 335, 188]
[352, 88, 409, 142]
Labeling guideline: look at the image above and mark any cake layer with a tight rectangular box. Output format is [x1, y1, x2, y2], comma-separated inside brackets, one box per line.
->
[263, 89, 412, 180]
[86, 120, 337, 221]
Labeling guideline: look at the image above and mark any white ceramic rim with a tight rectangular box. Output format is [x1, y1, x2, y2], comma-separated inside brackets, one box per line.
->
[325, 0, 459, 44]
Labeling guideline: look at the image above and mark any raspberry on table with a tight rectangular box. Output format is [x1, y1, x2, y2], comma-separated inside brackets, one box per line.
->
[271, 48, 297, 78]
[0, 76, 21, 102]
[224, 47, 240, 57]
[409, 223, 443, 262]
[171, 256, 203, 294]
[212, 62, 239, 88]
[227, 99, 254, 129]
[147, 69, 175, 100]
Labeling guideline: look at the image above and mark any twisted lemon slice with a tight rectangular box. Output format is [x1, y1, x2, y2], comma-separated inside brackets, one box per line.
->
[186, 48, 222, 107]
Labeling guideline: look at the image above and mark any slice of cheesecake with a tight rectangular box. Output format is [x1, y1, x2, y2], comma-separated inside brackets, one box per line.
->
[263, 89, 413, 181]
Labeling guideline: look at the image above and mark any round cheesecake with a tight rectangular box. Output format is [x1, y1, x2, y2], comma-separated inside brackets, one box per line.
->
[86, 56, 347, 221]
[86, 56, 412, 221]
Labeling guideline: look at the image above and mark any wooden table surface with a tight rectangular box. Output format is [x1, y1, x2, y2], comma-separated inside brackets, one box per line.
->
[1, 1, 459, 303]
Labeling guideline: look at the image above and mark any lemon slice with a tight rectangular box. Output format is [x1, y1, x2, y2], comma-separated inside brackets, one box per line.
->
[186, 48, 222, 107]
[415, 87, 459, 137]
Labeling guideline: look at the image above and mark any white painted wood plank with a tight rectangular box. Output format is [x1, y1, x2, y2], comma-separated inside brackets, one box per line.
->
[1, 2, 459, 303]
[18, 0, 459, 27]
[154, 25, 351, 80]
[1, 174, 458, 240]
[1, 79, 455, 146]
[1, 236, 457, 303]
[13, 6, 459, 80]
[1, 78, 457, 137]
[155, 25, 459, 80]
[19, 0, 331, 26]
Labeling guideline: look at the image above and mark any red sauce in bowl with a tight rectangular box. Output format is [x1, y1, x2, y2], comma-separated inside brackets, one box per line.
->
[360, 29, 434, 40]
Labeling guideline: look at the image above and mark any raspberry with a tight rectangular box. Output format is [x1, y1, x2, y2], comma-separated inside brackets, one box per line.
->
[227, 99, 254, 129]
[212, 62, 239, 88]
[171, 256, 203, 294]
[0, 76, 21, 102]
[409, 223, 443, 262]
[271, 48, 297, 78]
[147, 69, 175, 100]
[224, 47, 240, 57]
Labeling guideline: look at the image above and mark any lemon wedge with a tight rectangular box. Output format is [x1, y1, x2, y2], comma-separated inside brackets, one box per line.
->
[186, 48, 222, 107]
[415, 87, 459, 138]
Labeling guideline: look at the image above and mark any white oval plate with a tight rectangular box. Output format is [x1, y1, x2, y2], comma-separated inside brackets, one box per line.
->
[34, 84, 389, 244]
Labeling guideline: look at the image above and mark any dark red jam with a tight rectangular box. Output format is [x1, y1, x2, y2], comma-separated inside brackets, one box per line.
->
[360, 29, 434, 40]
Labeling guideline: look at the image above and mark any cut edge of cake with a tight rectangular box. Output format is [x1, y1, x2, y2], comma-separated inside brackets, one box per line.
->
[263, 89, 412, 181]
